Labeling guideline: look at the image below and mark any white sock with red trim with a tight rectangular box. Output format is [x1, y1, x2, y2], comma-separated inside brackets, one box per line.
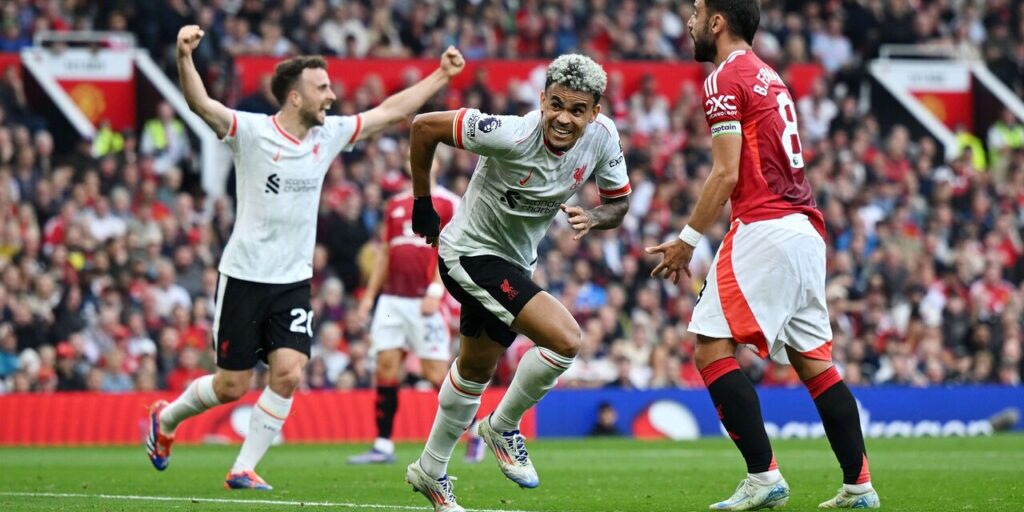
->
[160, 374, 220, 434]
[420, 360, 487, 479]
[231, 387, 292, 473]
[489, 347, 573, 432]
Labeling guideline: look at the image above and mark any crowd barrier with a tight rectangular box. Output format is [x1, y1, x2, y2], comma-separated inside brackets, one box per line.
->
[0, 389, 531, 446]
[536, 386, 1024, 439]
[2, 386, 1019, 445]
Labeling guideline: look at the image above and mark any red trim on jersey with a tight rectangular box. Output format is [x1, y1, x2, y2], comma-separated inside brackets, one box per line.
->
[272, 115, 302, 145]
[593, 118, 613, 136]
[348, 113, 363, 145]
[599, 183, 632, 198]
[453, 108, 467, 149]
[542, 135, 566, 156]
[716, 223, 770, 358]
[856, 453, 871, 484]
[699, 356, 740, 387]
[228, 112, 238, 138]
[800, 341, 833, 362]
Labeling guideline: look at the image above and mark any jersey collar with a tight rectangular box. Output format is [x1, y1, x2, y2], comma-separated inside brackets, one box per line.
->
[272, 114, 305, 145]
[542, 135, 567, 157]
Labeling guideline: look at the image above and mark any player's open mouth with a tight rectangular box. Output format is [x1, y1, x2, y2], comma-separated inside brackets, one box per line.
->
[551, 125, 572, 136]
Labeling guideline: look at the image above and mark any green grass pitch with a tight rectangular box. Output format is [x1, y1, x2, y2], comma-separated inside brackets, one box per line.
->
[1, 436, 1022, 511]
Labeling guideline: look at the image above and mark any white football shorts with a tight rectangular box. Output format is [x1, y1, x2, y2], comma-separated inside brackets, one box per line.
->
[369, 295, 451, 361]
[688, 213, 833, 364]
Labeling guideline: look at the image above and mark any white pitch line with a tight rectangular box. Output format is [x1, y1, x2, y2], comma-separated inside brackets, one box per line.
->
[0, 491, 542, 512]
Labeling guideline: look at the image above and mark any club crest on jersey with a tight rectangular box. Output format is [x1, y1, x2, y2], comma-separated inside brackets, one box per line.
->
[570, 164, 587, 191]
[499, 279, 518, 300]
[705, 94, 738, 118]
[478, 117, 501, 133]
[265, 173, 280, 194]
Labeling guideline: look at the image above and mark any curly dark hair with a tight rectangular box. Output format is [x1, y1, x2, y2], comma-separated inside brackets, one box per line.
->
[270, 56, 328, 105]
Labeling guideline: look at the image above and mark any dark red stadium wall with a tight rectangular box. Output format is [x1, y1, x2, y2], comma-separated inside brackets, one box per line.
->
[0, 390, 533, 446]
[234, 57, 824, 104]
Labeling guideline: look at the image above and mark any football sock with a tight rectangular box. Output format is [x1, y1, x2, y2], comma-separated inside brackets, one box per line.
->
[490, 347, 573, 432]
[231, 387, 293, 473]
[160, 374, 221, 434]
[701, 357, 777, 474]
[375, 381, 400, 445]
[419, 360, 487, 479]
[803, 366, 871, 486]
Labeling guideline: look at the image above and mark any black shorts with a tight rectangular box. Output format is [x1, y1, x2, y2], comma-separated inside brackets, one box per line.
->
[438, 254, 543, 347]
[212, 274, 313, 371]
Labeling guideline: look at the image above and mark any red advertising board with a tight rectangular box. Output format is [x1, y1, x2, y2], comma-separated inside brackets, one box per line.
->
[235, 57, 823, 104]
[0, 389, 532, 446]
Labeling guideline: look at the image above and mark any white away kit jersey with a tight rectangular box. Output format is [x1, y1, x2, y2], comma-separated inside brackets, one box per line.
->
[439, 108, 630, 272]
[219, 111, 363, 284]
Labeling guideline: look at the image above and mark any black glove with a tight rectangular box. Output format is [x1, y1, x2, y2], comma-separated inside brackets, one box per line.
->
[411, 195, 441, 238]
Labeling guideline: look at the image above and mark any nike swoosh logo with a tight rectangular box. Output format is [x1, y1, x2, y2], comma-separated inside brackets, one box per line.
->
[518, 169, 534, 186]
[273, 147, 282, 162]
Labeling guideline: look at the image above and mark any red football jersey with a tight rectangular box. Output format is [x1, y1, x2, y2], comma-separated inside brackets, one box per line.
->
[381, 189, 459, 297]
[702, 50, 825, 236]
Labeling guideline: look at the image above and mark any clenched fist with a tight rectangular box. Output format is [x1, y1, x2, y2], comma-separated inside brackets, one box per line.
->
[439, 46, 465, 79]
[177, 25, 205, 58]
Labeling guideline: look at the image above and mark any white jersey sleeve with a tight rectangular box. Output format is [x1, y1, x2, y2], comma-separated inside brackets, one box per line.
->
[220, 110, 266, 154]
[320, 114, 364, 157]
[452, 108, 534, 157]
[593, 116, 631, 199]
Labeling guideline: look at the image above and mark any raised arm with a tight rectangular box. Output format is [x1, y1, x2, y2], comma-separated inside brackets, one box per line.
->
[357, 47, 465, 141]
[176, 25, 234, 139]
[408, 110, 458, 246]
[409, 111, 458, 199]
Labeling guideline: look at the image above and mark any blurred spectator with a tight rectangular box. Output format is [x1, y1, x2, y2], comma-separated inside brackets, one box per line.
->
[141, 102, 191, 175]
[589, 401, 624, 436]
[236, 75, 278, 115]
[151, 260, 191, 318]
[987, 108, 1024, 171]
[165, 347, 206, 392]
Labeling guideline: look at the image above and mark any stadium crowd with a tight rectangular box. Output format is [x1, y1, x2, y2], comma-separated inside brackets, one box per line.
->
[0, 0, 1023, 394]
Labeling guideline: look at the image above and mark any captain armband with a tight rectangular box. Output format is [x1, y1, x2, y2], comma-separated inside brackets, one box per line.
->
[710, 120, 742, 138]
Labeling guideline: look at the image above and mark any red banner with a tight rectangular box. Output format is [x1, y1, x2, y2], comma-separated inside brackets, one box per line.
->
[0, 389, 532, 446]
[56, 79, 136, 131]
[235, 57, 823, 104]
[911, 91, 974, 131]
